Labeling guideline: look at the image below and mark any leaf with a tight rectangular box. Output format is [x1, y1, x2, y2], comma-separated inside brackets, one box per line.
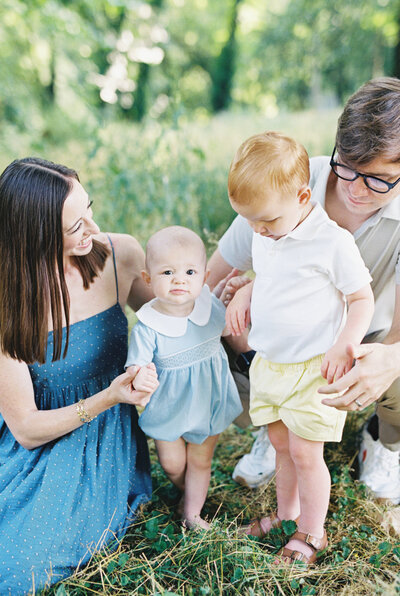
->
[144, 517, 159, 539]
[120, 574, 130, 586]
[282, 519, 297, 536]
[232, 567, 243, 581]
[378, 541, 392, 555]
[107, 560, 118, 573]
[55, 586, 69, 596]
[302, 587, 317, 595]
[118, 552, 130, 567]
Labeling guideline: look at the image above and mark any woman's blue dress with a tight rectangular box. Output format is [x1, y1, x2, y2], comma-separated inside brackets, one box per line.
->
[0, 253, 151, 594]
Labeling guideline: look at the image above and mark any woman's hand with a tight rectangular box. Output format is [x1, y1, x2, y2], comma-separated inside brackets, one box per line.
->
[318, 342, 400, 411]
[108, 364, 156, 408]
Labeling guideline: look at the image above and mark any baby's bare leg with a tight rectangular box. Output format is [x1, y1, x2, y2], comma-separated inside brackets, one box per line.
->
[155, 438, 187, 491]
[183, 434, 220, 529]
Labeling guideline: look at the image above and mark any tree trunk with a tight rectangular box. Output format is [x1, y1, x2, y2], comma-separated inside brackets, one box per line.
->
[211, 0, 242, 112]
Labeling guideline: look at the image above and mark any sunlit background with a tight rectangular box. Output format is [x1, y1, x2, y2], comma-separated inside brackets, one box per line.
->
[1, 0, 399, 244]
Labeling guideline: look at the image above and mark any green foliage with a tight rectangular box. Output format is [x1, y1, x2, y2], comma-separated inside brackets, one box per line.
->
[1, 0, 399, 127]
[0, 106, 339, 250]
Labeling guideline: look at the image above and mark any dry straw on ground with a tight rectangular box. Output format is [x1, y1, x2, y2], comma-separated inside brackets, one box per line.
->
[45, 412, 400, 596]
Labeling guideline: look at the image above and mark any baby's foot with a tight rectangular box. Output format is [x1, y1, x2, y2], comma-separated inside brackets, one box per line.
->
[182, 515, 210, 531]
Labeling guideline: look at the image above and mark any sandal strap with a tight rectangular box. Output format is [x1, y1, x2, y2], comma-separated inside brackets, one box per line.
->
[245, 511, 281, 537]
[270, 511, 281, 529]
[279, 546, 309, 563]
[291, 530, 327, 551]
[277, 530, 328, 566]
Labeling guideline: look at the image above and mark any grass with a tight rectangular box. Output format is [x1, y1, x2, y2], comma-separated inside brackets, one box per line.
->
[0, 106, 340, 249]
[43, 411, 400, 595]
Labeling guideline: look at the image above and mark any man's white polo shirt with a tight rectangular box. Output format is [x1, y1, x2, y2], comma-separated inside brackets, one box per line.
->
[248, 203, 371, 364]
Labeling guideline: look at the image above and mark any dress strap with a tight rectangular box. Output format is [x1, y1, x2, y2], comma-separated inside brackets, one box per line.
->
[107, 234, 119, 303]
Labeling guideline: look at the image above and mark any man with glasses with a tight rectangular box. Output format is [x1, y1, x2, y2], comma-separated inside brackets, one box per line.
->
[208, 77, 400, 510]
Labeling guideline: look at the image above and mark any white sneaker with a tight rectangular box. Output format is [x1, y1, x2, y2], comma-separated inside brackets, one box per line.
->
[358, 426, 400, 504]
[232, 427, 276, 488]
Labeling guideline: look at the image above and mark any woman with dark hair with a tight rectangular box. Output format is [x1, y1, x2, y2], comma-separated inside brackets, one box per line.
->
[0, 157, 154, 593]
[208, 77, 400, 508]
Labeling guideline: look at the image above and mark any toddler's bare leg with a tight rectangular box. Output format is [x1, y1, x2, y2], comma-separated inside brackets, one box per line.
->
[155, 438, 187, 491]
[277, 432, 329, 560]
[183, 434, 220, 529]
[246, 420, 300, 535]
[269, 420, 301, 521]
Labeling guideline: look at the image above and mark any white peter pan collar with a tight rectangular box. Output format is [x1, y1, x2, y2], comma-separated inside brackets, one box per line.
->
[136, 284, 212, 337]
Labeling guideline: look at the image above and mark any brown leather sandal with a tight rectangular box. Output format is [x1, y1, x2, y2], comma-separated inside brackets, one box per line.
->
[276, 529, 328, 565]
[242, 511, 281, 537]
[241, 512, 298, 538]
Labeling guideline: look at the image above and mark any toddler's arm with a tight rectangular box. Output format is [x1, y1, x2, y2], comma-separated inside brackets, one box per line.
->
[225, 280, 254, 336]
[126, 362, 159, 395]
[321, 284, 374, 384]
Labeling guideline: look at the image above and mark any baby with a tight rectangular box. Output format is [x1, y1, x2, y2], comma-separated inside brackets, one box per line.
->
[225, 131, 374, 564]
[126, 226, 243, 529]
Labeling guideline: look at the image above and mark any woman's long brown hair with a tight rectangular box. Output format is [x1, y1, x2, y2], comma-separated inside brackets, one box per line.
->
[0, 157, 109, 364]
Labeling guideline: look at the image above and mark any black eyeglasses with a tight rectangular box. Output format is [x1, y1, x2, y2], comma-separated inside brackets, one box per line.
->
[330, 146, 400, 194]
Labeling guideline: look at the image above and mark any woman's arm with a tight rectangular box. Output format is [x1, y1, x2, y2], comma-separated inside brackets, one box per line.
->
[108, 233, 154, 311]
[0, 352, 151, 450]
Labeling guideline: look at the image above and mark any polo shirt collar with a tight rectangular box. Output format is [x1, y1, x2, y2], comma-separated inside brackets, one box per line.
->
[136, 284, 212, 337]
[283, 202, 326, 241]
[379, 194, 400, 221]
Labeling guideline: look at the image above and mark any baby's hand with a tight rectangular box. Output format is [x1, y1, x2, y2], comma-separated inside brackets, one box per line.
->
[225, 282, 253, 336]
[219, 274, 252, 306]
[321, 343, 353, 384]
[127, 363, 159, 394]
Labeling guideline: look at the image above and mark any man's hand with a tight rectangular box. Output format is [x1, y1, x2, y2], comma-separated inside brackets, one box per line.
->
[318, 342, 400, 411]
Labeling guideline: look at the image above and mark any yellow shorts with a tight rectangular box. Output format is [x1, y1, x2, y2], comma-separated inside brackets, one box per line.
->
[249, 353, 347, 442]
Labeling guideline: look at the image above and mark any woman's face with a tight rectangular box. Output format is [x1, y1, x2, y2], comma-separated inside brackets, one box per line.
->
[62, 179, 100, 257]
[334, 154, 400, 218]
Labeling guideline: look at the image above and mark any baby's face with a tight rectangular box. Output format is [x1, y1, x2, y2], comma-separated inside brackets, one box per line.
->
[146, 244, 207, 312]
[230, 187, 310, 240]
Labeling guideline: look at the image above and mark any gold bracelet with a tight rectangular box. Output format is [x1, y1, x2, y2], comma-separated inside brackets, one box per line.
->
[76, 399, 94, 424]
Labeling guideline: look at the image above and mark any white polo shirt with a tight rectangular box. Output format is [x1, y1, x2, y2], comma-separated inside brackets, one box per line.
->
[219, 156, 400, 334]
[248, 203, 371, 363]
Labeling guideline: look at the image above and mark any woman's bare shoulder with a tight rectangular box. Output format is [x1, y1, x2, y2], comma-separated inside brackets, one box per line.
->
[96, 232, 145, 270]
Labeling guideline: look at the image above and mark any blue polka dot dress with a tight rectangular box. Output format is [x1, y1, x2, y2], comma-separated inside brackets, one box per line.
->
[0, 243, 152, 595]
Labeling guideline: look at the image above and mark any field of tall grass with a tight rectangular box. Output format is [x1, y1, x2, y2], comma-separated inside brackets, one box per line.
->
[2, 109, 399, 594]
[0, 108, 340, 248]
